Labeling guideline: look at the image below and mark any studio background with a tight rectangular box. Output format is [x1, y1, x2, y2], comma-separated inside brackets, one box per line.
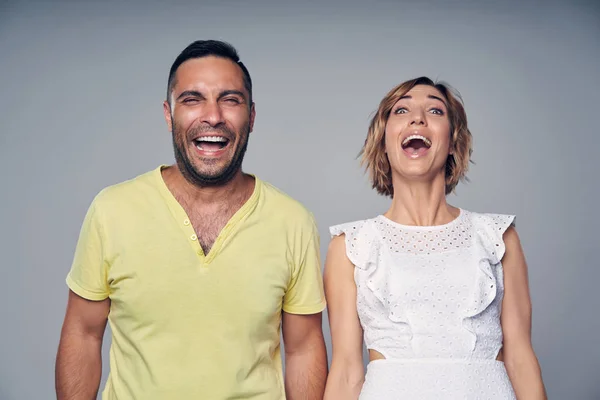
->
[1, 0, 598, 398]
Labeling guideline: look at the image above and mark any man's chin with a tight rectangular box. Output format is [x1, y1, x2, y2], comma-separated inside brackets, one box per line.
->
[185, 163, 238, 186]
[190, 162, 229, 178]
[177, 142, 246, 187]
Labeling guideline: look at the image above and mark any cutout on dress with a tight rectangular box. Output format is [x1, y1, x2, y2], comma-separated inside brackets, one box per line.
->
[369, 348, 387, 361]
[495, 347, 504, 361]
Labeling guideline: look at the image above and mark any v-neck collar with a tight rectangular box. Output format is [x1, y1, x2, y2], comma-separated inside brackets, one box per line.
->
[154, 165, 261, 265]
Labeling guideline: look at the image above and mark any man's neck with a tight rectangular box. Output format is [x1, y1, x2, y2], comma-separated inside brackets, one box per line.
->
[161, 165, 254, 209]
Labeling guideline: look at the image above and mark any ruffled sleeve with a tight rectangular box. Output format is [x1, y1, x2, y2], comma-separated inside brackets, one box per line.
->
[461, 212, 516, 353]
[330, 220, 408, 325]
[477, 213, 516, 264]
[329, 220, 387, 300]
[329, 220, 373, 270]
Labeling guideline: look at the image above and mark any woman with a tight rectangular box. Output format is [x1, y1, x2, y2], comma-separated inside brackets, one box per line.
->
[323, 77, 546, 399]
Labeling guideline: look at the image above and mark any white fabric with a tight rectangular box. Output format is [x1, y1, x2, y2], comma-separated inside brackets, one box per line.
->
[330, 209, 517, 399]
[361, 359, 514, 399]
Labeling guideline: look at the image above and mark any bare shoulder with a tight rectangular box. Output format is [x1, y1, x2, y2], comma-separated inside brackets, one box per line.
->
[326, 235, 351, 265]
[502, 225, 526, 265]
[503, 225, 521, 245]
[328, 234, 347, 252]
[501, 225, 531, 294]
[324, 234, 355, 288]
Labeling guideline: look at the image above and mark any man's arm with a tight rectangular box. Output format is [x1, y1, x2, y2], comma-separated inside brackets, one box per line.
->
[56, 290, 110, 400]
[501, 226, 547, 399]
[282, 311, 328, 400]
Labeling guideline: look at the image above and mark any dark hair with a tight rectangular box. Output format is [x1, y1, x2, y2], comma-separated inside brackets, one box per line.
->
[167, 40, 253, 104]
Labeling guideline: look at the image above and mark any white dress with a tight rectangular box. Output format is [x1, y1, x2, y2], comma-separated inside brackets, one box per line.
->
[330, 209, 517, 399]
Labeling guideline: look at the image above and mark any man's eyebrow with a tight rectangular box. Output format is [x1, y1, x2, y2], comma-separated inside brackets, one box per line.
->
[175, 90, 247, 102]
[176, 90, 204, 101]
[218, 90, 247, 101]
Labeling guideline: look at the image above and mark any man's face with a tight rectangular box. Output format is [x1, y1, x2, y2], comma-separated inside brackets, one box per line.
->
[163, 56, 255, 187]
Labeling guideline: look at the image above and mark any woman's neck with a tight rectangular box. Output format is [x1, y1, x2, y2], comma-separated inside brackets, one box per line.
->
[385, 173, 459, 226]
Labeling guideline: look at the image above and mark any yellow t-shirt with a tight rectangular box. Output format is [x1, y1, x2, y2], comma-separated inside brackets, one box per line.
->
[66, 166, 326, 400]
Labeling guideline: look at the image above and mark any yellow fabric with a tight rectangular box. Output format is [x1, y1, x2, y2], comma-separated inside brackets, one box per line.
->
[66, 166, 326, 400]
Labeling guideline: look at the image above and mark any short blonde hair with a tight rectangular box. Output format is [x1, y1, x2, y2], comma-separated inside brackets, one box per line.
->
[360, 77, 473, 196]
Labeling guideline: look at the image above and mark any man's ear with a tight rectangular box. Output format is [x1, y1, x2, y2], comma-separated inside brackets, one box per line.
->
[163, 100, 173, 132]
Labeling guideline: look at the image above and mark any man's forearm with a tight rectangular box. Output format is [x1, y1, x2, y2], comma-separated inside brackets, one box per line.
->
[284, 344, 328, 400]
[56, 334, 103, 400]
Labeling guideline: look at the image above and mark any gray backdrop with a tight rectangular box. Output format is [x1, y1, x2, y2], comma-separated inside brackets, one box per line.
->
[1, 0, 599, 398]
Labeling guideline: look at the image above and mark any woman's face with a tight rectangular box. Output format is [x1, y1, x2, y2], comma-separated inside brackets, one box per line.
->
[384, 84, 452, 184]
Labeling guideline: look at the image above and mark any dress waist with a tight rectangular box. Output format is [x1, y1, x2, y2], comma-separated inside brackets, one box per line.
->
[360, 358, 516, 400]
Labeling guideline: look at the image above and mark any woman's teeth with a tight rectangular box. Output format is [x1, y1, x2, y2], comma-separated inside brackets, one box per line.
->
[401, 134, 432, 148]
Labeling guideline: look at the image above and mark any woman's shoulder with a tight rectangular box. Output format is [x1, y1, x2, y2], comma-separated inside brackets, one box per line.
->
[329, 216, 380, 238]
[461, 209, 516, 264]
[328, 216, 382, 269]
[461, 208, 515, 230]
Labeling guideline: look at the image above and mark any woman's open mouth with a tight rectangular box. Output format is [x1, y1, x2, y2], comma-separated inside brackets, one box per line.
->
[401, 134, 432, 158]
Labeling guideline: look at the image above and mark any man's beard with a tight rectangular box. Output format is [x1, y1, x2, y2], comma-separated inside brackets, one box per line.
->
[171, 119, 250, 188]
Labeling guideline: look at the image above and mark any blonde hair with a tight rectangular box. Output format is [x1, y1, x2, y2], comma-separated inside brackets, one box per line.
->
[360, 76, 473, 196]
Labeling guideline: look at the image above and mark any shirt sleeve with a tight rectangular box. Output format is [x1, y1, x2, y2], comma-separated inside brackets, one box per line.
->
[65, 196, 110, 301]
[282, 214, 327, 315]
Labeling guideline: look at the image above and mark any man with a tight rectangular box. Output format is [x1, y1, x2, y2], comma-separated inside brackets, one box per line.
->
[55, 40, 328, 399]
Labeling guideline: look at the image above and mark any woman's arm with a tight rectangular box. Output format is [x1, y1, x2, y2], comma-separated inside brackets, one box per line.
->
[501, 226, 547, 399]
[323, 235, 365, 400]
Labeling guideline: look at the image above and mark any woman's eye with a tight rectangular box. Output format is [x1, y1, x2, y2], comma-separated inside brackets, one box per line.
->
[394, 107, 408, 114]
[430, 108, 444, 115]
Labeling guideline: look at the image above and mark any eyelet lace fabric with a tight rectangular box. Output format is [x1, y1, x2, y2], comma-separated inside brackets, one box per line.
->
[330, 209, 517, 399]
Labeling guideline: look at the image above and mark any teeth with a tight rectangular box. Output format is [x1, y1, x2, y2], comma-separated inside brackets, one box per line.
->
[402, 134, 432, 147]
[195, 143, 220, 152]
[195, 136, 227, 143]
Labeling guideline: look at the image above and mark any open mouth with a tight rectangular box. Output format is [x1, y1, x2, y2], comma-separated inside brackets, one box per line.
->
[193, 136, 230, 153]
[401, 134, 432, 157]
